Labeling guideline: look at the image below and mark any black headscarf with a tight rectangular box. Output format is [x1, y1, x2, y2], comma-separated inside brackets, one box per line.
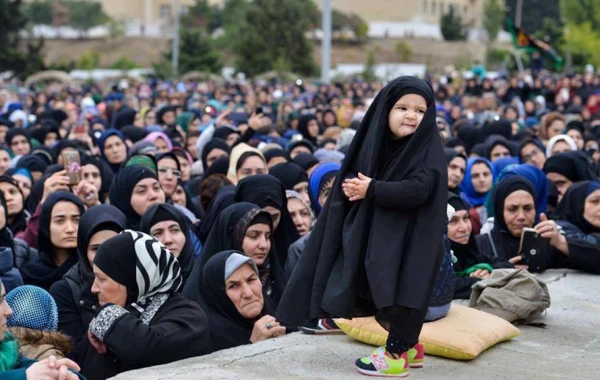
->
[201, 139, 231, 172]
[16, 155, 49, 176]
[553, 181, 600, 235]
[297, 114, 319, 144]
[157, 106, 177, 126]
[456, 123, 482, 154]
[0, 190, 17, 266]
[543, 151, 599, 183]
[205, 156, 230, 177]
[196, 185, 236, 244]
[447, 193, 483, 270]
[489, 176, 537, 261]
[140, 203, 194, 287]
[183, 203, 287, 306]
[195, 250, 276, 351]
[112, 108, 137, 130]
[67, 204, 127, 308]
[213, 126, 240, 142]
[120, 125, 148, 143]
[484, 135, 516, 160]
[234, 175, 300, 266]
[263, 149, 290, 167]
[5, 128, 31, 148]
[94, 230, 182, 314]
[277, 76, 447, 327]
[482, 118, 513, 140]
[293, 153, 319, 172]
[108, 165, 160, 230]
[19, 191, 85, 290]
[268, 162, 308, 190]
[0, 176, 28, 235]
[445, 148, 467, 194]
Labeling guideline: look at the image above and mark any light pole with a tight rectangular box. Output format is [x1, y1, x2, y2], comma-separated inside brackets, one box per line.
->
[321, 0, 332, 83]
[172, 0, 180, 77]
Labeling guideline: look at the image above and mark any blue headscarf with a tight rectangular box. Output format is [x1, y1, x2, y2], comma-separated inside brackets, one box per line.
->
[460, 157, 494, 208]
[308, 162, 341, 213]
[6, 285, 58, 331]
[491, 157, 520, 178]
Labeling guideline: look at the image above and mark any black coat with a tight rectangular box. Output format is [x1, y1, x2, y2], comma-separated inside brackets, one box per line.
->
[277, 77, 448, 327]
[79, 293, 212, 380]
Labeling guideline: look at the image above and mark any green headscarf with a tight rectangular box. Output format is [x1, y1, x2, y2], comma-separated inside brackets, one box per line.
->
[176, 112, 195, 133]
[0, 332, 19, 372]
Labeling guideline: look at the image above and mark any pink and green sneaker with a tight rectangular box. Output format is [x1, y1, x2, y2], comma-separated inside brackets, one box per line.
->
[407, 343, 424, 368]
[355, 346, 410, 377]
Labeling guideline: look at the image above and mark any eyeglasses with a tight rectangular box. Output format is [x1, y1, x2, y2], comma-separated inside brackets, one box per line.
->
[158, 167, 182, 178]
[522, 148, 542, 163]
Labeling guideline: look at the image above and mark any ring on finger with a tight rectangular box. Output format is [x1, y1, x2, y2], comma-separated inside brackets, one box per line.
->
[266, 322, 273, 330]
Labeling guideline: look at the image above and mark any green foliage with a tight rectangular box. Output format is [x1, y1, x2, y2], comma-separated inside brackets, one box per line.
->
[155, 29, 222, 78]
[47, 57, 76, 72]
[22, 0, 53, 25]
[110, 56, 140, 70]
[0, 0, 46, 79]
[77, 51, 100, 70]
[66, 0, 110, 33]
[561, 0, 600, 30]
[483, 0, 503, 41]
[440, 5, 468, 41]
[181, 0, 222, 33]
[565, 23, 600, 68]
[362, 51, 377, 81]
[235, 0, 316, 77]
[395, 41, 412, 62]
[108, 20, 126, 39]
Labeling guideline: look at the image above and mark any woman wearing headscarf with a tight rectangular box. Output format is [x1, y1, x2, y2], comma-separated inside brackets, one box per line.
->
[485, 136, 516, 162]
[445, 148, 467, 195]
[194, 250, 285, 352]
[481, 118, 513, 141]
[460, 157, 494, 234]
[226, 143, 267, 184]
[544, 151, 599, 203]
[184, 203, 287, 306]
[263, 148, 290, 169]
[269, 162, 310, 204]
[277, 77, 447, 377]
[490, 156, 520, 178]
[447, 194, 513, 299]
[293, 153, 320, 176]
[49, 205, 126, 352]
[546, 134, 578, 157]
[112, 108, 137, 130]
[548, 181, 600, 274]
[0, 279, 82, 379]
[0, 190, 24, 291]
[140, 204, 195, 286]
[200, 138, 230, 173]
[171, 180, 201, 219]
[108, 165, 166, 230]
[7, 285, 73, 360]
[19, 192, 85, 291]
[5, 129, 31, 156]
[297, 114, 320, 145]
[16, 155, 49, 182]
[144, 131, 173, 153]
[234, 175, 299, 266]
[196, 185, 235, 245]
[476, 177, 537, 265]
[11, 168, 33, 202]
[0, 176, 29, 236]
[98, 129, 127, 174]
[456, 122, 481, 155]
[155, 152, 181, 199]
[80, 231, 211, 380]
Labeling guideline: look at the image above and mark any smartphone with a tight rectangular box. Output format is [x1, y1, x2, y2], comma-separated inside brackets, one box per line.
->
[228, 112, 249, 125]
[519, 228, 549, 273]
[62, 151, 81, 186]
[255, 106, 263, 115]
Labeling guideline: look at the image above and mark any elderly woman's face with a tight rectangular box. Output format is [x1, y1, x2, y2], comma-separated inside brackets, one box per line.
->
[287, 198, 312, 237]
[447, 209, 472, 245]
[584, 190, 600, 229]
[225, 263, 264, 319]
[503, 190, 536, 238]
[92, 265, 127, 307]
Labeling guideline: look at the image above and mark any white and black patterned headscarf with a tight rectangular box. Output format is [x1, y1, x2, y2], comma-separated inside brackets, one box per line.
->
[94, 230, 182, 320]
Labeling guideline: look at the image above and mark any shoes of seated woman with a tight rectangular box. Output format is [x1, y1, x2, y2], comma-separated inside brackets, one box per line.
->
[298, 318, 343, 334]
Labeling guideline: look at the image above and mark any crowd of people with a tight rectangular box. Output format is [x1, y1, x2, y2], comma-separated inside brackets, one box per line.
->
[0, 67, 597, 378]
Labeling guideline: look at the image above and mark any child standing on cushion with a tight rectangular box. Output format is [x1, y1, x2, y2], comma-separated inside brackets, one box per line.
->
[277, 76, 447, 377]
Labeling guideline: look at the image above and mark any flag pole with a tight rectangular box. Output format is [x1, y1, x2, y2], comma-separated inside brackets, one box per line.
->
[513, 0, 525, 75]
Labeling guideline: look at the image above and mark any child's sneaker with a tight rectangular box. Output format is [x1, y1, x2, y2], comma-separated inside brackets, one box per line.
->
[407, 343, 424, 368]
[355, 346, 410, 377]
[298, 318, 343, 334]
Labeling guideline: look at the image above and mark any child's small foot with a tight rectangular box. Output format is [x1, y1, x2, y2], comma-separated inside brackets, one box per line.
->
[407, 343, 424, 368]
[355, 346, 410, 377]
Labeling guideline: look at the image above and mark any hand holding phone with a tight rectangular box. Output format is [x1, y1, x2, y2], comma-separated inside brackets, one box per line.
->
[519, 228, 549, 273]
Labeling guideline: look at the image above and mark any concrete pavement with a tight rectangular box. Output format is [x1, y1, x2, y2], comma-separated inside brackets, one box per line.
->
[112, 269, 600, 380]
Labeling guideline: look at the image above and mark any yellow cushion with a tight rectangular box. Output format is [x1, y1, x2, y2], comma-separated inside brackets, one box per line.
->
[335, 305, 520, 360]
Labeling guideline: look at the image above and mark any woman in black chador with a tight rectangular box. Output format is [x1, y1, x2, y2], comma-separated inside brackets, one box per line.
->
[276, 77, 447, 377]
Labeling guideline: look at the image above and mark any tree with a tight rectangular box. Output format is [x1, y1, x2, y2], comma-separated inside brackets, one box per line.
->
[181, 0, 222, 33]
[23, 0, 53, 25]
[154, 29, 222, 78]
[504, 0, 560, 33]
[66, 0, 110, 35]
[440, 5, 468, 41]
[483, 0, 503, 42]
[235, 0, 316, 77]
[561, 0, 600, 31]
[362, 51, 377, 81]
[395, 41, 412, 62]
[0, 0, 46, 79]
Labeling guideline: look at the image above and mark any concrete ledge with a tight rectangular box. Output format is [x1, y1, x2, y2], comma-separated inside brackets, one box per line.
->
[112, 270, 600, 380]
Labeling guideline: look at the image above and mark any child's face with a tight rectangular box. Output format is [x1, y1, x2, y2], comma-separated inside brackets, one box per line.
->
[388, 94, 427, 139]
